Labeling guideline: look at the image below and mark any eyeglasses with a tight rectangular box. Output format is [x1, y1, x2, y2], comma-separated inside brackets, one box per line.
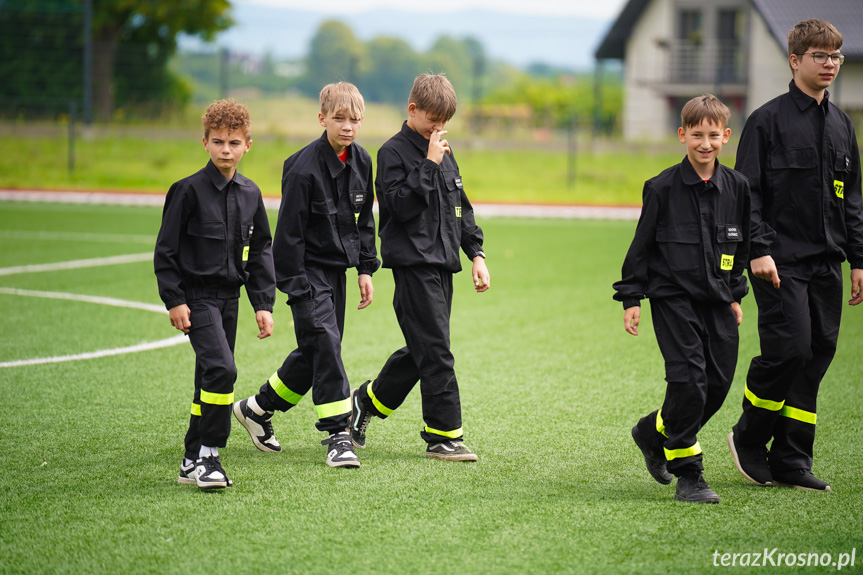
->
[799, 52, 845, 65]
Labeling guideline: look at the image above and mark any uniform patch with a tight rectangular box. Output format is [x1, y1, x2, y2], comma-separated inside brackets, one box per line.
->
[721, 254, 734, 271]
[455, 206, 462, 218]
[726, 226, 740, 240]
[834, 180, 844, 199]
[242, 246, 250, 262]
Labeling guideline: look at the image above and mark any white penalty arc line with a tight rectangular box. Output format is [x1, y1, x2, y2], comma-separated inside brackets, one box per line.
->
[0, 252, 153, 276]
[0, 287, 188, 368]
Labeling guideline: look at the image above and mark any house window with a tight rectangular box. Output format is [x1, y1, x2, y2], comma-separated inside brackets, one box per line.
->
[717, 9, 744, 82]
[676, 9, 703, 82]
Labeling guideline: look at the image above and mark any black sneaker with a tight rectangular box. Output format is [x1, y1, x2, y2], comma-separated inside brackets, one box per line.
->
[631, 425, 672, 485]
[322, 431, 360, 468]
[195, 455, 230, 490]
[350, 382, 372, 449]
[773, 469, 831, 492]
[425, 440, 478, 462]
[674, 473, 720, 504]
[178, 460, 196, 485]
[233, 396, 281, 453]
[727, 432, 773, 486]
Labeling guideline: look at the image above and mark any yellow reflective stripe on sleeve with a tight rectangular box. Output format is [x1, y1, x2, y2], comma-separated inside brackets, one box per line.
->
[268, 372, 303, 405]
[190, 402, 201, 416]
[744, 383, 784, 411]
[780, 405, 817, 425]
[199, 390, 234, 406]
[664, 442, 702, 461]
[366, 384, 394, 417]
[655, 409, 668, 437]
[315, 398, 351, 420]
[424, 426, 464, 439]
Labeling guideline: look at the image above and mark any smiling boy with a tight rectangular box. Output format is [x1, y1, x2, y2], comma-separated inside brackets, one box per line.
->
[154, 99, 276, 490]
[727, 19, 863, 492]
[614, 94, 751, 503]
[233, 82, 379, 468]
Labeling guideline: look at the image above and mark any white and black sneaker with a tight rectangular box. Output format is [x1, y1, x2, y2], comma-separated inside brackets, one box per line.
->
[178, 460, 196, 485]
[425, 440, 478, 462]
[233, 396, 281, 453]
[322, 431, 360, 468]
[350, 382, 372, 449]
[195, 455, 230, 490]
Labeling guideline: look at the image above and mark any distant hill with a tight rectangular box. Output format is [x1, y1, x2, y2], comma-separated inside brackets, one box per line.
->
[179, 4, 613, 71]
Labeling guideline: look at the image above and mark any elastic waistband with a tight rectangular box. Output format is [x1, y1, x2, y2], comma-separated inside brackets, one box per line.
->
[185, 286, 241, 300]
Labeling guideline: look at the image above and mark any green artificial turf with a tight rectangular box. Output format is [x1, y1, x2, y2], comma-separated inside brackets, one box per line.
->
[0, 203, 861, 574]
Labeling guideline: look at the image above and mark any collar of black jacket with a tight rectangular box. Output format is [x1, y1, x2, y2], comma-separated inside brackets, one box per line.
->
[788, 79, 831, 113]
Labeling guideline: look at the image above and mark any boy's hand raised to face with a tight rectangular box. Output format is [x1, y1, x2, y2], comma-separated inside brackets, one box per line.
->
[427, 130, 450, 164]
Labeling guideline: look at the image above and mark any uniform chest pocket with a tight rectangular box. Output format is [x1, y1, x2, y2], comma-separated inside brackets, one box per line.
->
[441, 170, 463, 218]
[833, 150, 854, 199]
[715, 224, 743, 271]
[310, 194, 337, 216]
[184, 219, 226, 274]
[656, 222, 700, 271]
[768, 147, 817, 170]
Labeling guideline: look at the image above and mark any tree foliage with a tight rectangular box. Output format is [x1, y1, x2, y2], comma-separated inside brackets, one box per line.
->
[0, 0, 232, 120]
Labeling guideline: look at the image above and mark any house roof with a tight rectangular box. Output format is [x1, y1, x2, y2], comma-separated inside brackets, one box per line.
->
[594, 0, 863, 60]
[751, 0, 863, 58]
[594, 0, 651, 60]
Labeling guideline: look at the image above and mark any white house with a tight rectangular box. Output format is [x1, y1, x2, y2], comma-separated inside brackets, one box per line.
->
[595, 0, 863, 140]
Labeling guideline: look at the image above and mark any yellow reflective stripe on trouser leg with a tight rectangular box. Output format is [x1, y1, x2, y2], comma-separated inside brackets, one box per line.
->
[424, 426, 464, 439]
[780, 405, 817, 425]
[268, 372, 303, 405]
[190, 402, 201, 416]
[199, 390, 234, 405]
[664, 442, 702, 461]
[655, 409, 668, 437]
[315, 397, 351, 420]
[366, 384, 394, 417]
[744, 383, 784, 411]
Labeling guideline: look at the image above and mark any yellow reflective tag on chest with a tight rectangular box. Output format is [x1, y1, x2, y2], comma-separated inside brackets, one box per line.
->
[455, 206, 462, 218]
[721, 254, 734, 271]
[834, 180, 844, 199]
[242, 246, 250, 262]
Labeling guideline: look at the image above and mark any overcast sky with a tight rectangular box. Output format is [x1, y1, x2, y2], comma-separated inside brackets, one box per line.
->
[239, 0, 630, 19]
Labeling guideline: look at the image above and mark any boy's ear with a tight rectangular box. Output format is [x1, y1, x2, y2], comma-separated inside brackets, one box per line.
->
[202, 135, 208, 149]
[407, 103, 417, 116]
[678, 127, 686, 143]
[723, 128, 731, 143]
[789, 53, 800, 72]
[318, 112, 326, 127]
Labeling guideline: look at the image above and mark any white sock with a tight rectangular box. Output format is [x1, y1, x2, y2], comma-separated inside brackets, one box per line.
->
[183, 458, 194, 467]
[248, 396, 270, 416]
[199, 445, 218, 459]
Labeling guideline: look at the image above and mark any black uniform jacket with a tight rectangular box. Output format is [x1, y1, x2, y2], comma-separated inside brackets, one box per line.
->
[154, 160, 276, 312]
[735, 81, 863, 269]
[273, 132, 379, 301]
[613, 157, 751, 309]
[376, 121, 484, 271]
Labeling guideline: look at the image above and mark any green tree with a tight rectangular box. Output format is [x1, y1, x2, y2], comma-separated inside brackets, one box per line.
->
[300, 20, 364, 97]
[91, 0, 232, 121]
[359, 37, 421, 104]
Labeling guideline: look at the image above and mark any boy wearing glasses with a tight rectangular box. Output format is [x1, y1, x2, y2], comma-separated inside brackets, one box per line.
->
[727, 19, 863, 492]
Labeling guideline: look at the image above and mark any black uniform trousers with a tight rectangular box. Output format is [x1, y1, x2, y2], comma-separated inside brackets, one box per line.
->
[368, 265, 463, 442]
[733, 259, 842, 472]
[638, 296, 739, 476]
[184, 295, 239, 461]
[257, 265, 351, 432]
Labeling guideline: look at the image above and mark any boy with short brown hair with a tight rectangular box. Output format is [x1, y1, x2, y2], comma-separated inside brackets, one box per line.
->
[349, 73, 490, 462]
[154, 98, 276, 490]
[728, 19, 863, 492]
[233, 82, 379, 468]
[614, 94, 750, 503]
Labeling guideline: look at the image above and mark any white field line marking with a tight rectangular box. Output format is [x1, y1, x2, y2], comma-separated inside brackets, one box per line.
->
[0, 287, 167, 313]
[0, 230, 155, 244]
[0, 287, 188, 368]
[0, 252, 152, 276]
[0, 335, 188, 368]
